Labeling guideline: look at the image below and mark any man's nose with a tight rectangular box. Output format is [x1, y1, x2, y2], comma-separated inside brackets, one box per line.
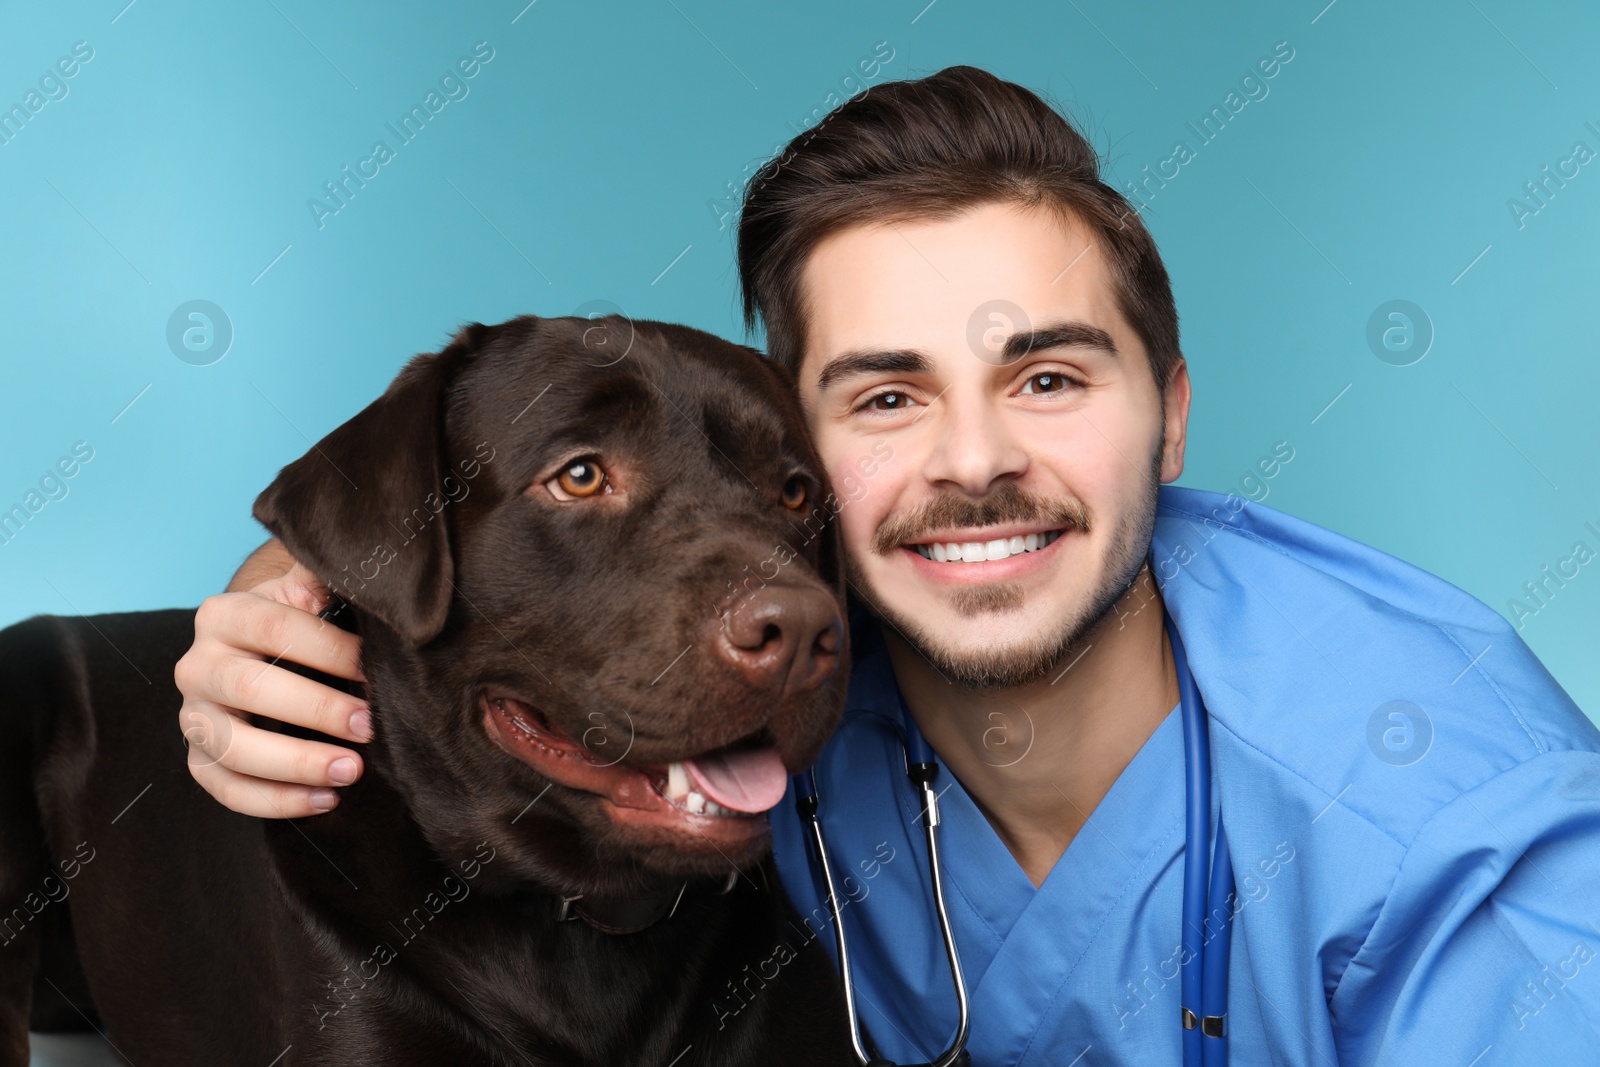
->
[920, 390, 1030, 494]
[715, 584, 843, 698]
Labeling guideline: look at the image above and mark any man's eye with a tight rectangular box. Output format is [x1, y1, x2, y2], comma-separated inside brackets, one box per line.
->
[1020, 372, 1080, 395]
[858, 391, 913, 413]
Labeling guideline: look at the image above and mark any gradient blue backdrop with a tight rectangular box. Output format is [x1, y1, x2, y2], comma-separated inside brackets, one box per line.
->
[3, 1, 1598, 1061]
[1, 0, 1595, 728]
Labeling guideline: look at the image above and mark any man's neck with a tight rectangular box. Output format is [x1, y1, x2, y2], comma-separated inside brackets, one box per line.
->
[882, 563, 1178, 889]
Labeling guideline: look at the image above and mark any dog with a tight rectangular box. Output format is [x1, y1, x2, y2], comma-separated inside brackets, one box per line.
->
[0, 315, 860, 1065]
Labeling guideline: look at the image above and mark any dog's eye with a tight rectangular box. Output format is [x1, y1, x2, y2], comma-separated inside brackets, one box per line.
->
[781, 476, 808, 511]
[555, 459, 608, 498]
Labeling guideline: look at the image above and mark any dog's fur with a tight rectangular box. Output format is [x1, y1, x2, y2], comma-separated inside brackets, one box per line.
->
[0, 316, 859, 1065]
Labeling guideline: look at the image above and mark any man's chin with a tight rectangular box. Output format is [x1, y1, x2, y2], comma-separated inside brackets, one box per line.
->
[863, 593, 1087, 689]
[917, 635, 1075, 690]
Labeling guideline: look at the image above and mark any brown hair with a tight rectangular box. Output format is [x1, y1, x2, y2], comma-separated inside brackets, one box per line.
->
[737, 65, 1181, 392]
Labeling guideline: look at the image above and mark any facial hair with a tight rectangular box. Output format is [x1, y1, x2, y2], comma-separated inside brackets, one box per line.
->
[847, 433, 1165, 690]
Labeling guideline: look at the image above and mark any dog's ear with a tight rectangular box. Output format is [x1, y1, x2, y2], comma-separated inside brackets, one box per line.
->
[252, 323, 491, 646]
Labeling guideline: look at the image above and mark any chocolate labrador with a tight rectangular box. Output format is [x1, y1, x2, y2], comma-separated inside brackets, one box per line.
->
[0, 315, 859, 1065]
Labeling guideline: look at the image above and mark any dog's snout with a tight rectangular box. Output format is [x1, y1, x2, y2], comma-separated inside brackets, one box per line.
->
[716, 585, 842, 697]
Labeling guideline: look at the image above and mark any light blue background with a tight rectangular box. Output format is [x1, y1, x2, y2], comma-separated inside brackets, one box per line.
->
[2, 0, 1597, 1060]
[2, 10, 1596, 704]
[3, 0, 1594, 714]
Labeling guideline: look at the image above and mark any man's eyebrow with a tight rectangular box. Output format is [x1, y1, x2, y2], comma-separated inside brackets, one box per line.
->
[814, 321, 1118, 388]
[814, 349, 933, 391]
[1003, 320, 1118, 363]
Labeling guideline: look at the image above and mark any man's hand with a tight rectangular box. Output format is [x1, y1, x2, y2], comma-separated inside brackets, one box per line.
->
[176, 540, 372, 818]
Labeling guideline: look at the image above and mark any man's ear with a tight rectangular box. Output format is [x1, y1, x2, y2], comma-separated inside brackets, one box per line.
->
[252, 322, 491, 646]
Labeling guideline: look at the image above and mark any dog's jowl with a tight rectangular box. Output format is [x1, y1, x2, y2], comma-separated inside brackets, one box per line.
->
[0, 316, 857, 1066]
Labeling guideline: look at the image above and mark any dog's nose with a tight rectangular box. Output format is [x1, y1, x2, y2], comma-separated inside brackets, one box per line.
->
[716, 585, 843, 697]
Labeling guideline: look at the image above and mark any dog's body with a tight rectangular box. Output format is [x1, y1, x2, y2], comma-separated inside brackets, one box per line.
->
[0, 316, 858, 1065]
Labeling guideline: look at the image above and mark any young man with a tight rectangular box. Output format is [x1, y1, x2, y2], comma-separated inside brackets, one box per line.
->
[177, 67, 1600, 1063]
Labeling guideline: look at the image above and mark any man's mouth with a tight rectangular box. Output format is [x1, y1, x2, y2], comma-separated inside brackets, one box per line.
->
[480, 690, 790, 841]
[906, 527, 1066, 563]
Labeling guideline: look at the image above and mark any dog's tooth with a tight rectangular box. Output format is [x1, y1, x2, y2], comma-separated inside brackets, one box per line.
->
[667, 760, 689, 801]
[1008, 535, 1026, 556]
[685, 791, 707, 814]
[930, 543, 946, 563]
[1025, 532, 1040, 552]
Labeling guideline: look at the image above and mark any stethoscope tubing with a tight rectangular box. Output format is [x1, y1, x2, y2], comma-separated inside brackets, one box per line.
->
[1169, 610, 1233, 1067]
[796, 739, 972, 1067]
[797, 609, 1231, 1067]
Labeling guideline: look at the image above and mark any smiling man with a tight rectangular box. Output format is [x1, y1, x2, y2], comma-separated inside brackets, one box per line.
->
[785, 197, 1184, 895]
[177, 66, 1600, 1064]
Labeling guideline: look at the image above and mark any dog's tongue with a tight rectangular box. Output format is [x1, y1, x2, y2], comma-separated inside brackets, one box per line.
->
[682, 747, 789, 814]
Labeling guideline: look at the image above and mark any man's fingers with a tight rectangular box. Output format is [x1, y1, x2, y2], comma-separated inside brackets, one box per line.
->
[181, 701, 364, 786]
[178, 644, 370, 744]
[188, 757, 344, 819]
[199, 592, 366, 684]
[177, 576, 368, 820]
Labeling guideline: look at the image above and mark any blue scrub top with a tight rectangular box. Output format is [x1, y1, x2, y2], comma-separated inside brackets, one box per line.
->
[770, 484, 1600, 1065]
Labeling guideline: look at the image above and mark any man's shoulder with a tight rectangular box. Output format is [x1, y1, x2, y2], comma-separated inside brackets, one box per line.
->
[1152, 484, 1600, 848]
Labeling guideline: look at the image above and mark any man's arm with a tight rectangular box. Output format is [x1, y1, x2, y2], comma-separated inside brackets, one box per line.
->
[225, 537, 297, 593]
[1328, 750, 1600, 1061]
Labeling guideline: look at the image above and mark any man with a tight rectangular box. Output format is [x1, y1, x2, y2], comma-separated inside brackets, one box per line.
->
[178, 66, 1600, 1063]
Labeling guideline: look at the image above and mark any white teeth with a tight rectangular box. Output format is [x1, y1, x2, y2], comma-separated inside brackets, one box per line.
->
[666, 760, 689, 801]
[656, 765, 742, 818]
[652, 758, 745, 819]
[910, 529, 1066, 563]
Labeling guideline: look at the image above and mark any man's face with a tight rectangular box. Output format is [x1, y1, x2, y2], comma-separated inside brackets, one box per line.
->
[795, 201, 1189, 688]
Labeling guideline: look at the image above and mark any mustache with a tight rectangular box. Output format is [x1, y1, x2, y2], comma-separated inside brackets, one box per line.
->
[873, 482, 1089, 555]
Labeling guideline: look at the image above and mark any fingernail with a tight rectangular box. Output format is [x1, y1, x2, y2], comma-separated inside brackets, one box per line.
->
[310, 789, 339, 811]
[328, 757, 359, 785]
[349, 707, 373, 742]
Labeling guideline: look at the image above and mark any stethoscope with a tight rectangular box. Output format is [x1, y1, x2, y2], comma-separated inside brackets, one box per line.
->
[794, 609, 1235, 1067]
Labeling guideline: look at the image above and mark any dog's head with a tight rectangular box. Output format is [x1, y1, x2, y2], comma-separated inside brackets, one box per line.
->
[253, 315, 848, 893]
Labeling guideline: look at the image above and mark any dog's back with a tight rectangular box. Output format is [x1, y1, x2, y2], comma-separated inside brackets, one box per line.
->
[0, 609, 292, 1065]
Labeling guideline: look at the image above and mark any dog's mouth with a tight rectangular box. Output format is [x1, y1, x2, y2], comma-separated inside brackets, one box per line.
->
[480, 689, 787, 844]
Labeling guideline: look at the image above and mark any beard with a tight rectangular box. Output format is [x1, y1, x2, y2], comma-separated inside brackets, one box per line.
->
[847, 433, 1165, 690]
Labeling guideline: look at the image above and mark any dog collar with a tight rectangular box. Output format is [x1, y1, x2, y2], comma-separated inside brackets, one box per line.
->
[555, 869, 749, 935]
